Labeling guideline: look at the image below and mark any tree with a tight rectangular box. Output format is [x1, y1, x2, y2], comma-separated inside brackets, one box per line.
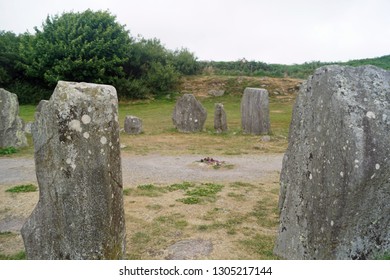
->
[20, 10, 131, 86]
[0, 31, 21, 85]
[171, 48, 199, 75]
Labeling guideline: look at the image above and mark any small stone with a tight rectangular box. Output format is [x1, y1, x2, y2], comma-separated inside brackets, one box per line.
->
[208, 89, 225, 97]
[124, 115, 142, 135]
[261, 135, 271, 142]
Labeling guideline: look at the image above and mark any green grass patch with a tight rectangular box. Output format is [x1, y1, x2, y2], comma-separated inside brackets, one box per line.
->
[6, 184, 37, 193]
[166, 182, 194, 192]
[250, 198, 279, 228]
[238, 234, 278, 260]
[178, 197, 201, 205]
[0, 251, 26, 260]
[185, 183, 223, 197]
[123, 184, 166, 197]
[177, 183, 224, 204]
[229, 182, 256, 189]
[0, 147, 17, 155]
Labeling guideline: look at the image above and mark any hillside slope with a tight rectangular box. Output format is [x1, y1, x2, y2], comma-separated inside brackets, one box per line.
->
[179, 75, 303, 97]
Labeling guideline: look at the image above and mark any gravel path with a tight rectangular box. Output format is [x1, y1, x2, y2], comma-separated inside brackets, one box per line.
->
[0, 154, 283, 186]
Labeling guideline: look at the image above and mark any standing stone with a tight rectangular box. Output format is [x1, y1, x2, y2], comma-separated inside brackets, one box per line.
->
[214, 103, 228, 133]
[274, 66, 390, 260]
[21, 81, 126, 260]
[124, 115, 142, 135]
[0, 88, 27, 148]
[172, 93, 207, 133]
[241, 88, 270, 135]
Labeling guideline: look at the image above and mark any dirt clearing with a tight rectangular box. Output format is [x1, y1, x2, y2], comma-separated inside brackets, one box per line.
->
[0, 153, 283, 259]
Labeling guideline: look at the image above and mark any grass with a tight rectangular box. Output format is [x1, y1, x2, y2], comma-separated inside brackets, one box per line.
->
[0, 147, 17, 155]
[178, 183, 224, 204]
[0, 251, 26, 260]
[5, 184, 38, 193]
[123, 184, 166, 197]
[238, 234, 279, 260]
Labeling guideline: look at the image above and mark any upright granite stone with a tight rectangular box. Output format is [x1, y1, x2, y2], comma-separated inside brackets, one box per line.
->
[274, 65, 390, 260]
[214, 103, 228, 133]
[0, 88, 27, 148]
[241, 88, 270, 135]
[172, 94, 207, 133]
[21, 81, 126, 260]
[124, 115, 142, 135]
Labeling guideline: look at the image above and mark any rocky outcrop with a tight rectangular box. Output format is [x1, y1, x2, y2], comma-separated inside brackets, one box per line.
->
[172, 94, 207, 133]
[21, 81, 126, 259]
[274, 65, 390, 259]
[0, 88, 27, 148]
[241, 88, 270, 135]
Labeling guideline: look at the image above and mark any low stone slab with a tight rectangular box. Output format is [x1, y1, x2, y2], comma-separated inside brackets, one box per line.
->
[172, 94, 207, 133]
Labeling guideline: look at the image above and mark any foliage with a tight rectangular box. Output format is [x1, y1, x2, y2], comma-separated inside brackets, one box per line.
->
[0, 147, 17, 155]
[19, 10, 131, 87]
[1, 11, 200, 102]
[200, 55, 390, 79]
[0, 31, 22, 84]
[5, 184, 38, 193]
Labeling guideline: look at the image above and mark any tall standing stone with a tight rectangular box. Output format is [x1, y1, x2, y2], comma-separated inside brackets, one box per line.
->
[274, 66, 390, 260]
[172, 93, 207, 133]
[214, 103, 228, 133]
[21, 81, 126, 260]
[241, 88, 270, 135]
[0, 88, 27, 148]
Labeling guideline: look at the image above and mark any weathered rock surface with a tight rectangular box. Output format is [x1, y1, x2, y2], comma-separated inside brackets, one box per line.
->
[241, 88, 270, 135]
[21, 81, 126, 260]
[208, 89, 225, 97]
[0, 88, 27, 148]
[214, 103, 228, 133]
[124, 115, 142, 135]
[274, 65, 390, 260]
[172, 94, 207, 133]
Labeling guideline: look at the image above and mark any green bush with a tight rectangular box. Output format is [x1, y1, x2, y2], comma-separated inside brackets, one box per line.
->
[0, 147, 17, 155]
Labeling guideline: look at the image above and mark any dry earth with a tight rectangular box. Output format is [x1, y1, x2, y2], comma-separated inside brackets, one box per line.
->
[0, 153, 283, 259]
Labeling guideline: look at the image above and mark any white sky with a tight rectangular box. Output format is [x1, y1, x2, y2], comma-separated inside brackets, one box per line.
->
[1, 0, 389, 64]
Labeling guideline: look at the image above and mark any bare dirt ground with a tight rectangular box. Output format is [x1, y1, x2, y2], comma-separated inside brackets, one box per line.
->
[0, 153, 283, 259]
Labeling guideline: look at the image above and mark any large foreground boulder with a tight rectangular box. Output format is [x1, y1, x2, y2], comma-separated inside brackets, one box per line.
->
[274, 65, 390, 259]
[172, 94, 207, 132]
[241, 88, 270, 135]
[0, 88, 27, 148]
[21, 81, 126, 259]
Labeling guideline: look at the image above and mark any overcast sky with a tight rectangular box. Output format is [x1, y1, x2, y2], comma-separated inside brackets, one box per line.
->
[1, 0, 389, 64]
